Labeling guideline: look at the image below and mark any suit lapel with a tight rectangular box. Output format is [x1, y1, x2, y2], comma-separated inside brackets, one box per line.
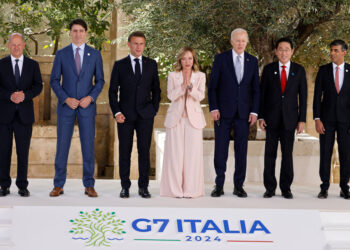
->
[6, 56, 17, 88]
[284, 62, 294, 94]
[79, 45, 91, 77]
[19, 56, 29, 87]
[140, 56, 148, 83]
[327, 63, 337, 94]
[272, 62, 282, 94]
[241, 52, 250, 84]
[226, 51, 238, 84]
[125, 56, 136, 80]
[67, 44, 78, 76]
[340, 63, 350, 94]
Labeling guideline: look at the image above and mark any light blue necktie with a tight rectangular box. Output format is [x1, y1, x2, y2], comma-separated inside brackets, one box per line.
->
[235, 55, 242, 83]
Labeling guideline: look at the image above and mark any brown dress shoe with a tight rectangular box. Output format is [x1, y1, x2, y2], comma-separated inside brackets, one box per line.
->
[49, 187, 64, 197]
[85, 187, 98, 197]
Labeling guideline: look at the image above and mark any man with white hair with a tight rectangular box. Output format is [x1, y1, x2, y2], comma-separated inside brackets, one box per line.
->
[208, 28, 260, 198]
[0, 33, 43, 197]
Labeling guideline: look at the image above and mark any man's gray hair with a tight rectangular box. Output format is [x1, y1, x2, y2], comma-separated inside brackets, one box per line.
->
[8, 33, 24, 43]
[231, 28, 249, 41]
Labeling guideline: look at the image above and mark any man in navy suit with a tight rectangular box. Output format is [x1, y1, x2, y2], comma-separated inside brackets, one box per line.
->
[313, 40, 350, 199]
[0, 33, 42, 197]
[49, 19, 105, 197]
[208, 28, 260, 198]
[109, 31, 161, 198]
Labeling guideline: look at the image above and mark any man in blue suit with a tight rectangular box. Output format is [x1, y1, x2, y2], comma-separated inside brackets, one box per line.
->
[49, 19, 105, 197]
[208, 28, 260, 198]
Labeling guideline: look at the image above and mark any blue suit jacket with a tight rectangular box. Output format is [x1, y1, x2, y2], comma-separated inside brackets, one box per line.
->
[208, 50, 260, 119]
[50, 44, 105, 117]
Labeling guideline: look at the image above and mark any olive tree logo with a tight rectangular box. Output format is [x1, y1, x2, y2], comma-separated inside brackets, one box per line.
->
[69, 208, 126, 247]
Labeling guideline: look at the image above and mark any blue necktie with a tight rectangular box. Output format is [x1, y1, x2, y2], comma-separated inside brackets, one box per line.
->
[15, 59, 20, 88]
[235, 55, 242, 84]
[134, 58, 141, 83]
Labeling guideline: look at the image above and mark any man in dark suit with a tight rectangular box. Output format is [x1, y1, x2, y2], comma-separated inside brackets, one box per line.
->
[208, 28, 260, 198]
[109, 31, 161, 198]
[0, 33, 43, 197]
[259, 38, 307, 199]
[49, 19, 105, 197]
[313, 39, 350, 199]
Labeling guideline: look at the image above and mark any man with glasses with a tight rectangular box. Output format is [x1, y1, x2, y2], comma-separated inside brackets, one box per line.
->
[259, 37, 307, 199]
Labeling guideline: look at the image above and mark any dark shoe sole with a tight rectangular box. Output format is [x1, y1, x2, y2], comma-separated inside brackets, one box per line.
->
[210, 190, 224, 197]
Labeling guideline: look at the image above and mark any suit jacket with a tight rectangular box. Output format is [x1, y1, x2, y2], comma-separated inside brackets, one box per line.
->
[313, 63, 350, 123]
[0, 55, 42, 124]
[109, 55, 161, 121]
[50, 44, 105, 117]
[164, 71, 206, 129]
[259, 61, 307, 130]
[208, 50, 260, 119]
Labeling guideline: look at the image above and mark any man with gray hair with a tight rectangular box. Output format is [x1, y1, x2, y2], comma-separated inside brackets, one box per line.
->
[0, 33, 43, 197]
[208, 28, 260, 198]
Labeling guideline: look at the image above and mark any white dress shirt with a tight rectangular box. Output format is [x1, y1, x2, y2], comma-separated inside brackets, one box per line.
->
[129, 54, 143, 74]
[72, 43, 85, 67]
[11, 54, 24, 75]
[279, 61, 291, 80]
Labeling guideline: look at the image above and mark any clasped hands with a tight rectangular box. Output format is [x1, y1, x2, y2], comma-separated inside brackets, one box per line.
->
[11, 91, 25, 104]
[65, 96, 92, 109]
[181, 71, 193, 91]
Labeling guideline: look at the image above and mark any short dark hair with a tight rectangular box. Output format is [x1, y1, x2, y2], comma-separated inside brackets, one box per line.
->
[330, 39, 348, 51]
[275, 37, 294, 50]
[128, 31, 146, 42]
[69, 19, 88, 31]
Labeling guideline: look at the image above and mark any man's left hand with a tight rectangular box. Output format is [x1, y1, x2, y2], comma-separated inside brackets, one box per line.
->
[79, 96, 92, 109]
[248, 114, 257, 126]
[297, 122, 305, 134]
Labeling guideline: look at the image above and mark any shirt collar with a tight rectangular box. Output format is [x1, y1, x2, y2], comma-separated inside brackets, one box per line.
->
[279, 60, 291, 69]
[129, 54, 142, 62]
[11, 54, 24, 63]
[232, 49, 244, 59]
[332, 62, 344, 70]
[72, 43, 85, 52]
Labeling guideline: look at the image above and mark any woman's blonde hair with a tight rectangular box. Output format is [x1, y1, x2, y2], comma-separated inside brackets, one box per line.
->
[174, 46, 199, 72]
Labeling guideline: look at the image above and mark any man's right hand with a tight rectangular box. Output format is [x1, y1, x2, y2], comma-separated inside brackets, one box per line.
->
[259, 119, 267, 131]
[10, 91, 25, 104]
[210, 110, 220, 121]
[65, 97, 80, 110]
[116, 113, 126, 123]
[315, 119, 325, 134]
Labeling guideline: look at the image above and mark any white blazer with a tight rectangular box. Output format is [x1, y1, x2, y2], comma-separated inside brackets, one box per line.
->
[164, 71, 206, 129]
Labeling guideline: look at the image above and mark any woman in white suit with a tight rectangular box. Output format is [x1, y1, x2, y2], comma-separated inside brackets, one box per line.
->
[160, 47, 206, 198]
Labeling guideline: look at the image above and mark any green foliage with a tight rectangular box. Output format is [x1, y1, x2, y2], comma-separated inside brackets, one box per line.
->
[69, 209, 126, 247]
[0, 0, 115, 54]
[119, 0, 350, 72]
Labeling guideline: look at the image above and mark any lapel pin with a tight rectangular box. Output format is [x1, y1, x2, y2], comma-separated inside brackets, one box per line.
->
[274, 71, 277, 75]
[346, 69, 348, 73]
[87, 53, 90, 56]
[291, 72, 295, 76]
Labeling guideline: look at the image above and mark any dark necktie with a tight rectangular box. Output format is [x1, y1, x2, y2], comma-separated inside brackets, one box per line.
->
[134, 58, 141, 82]
[15, 59, 20, 88]
[281, 65, 287, 94]
[75, 47, 81, 75]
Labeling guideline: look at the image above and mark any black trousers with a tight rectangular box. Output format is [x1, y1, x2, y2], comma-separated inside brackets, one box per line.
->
[319, 121, 350, 192]
[117, 116, 154, 189]
[0, 112, 32, 189]
[263, 116, 295, 192]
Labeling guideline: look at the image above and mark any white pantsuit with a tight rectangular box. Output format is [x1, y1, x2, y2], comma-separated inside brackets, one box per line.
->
[160, 71, 206, 198]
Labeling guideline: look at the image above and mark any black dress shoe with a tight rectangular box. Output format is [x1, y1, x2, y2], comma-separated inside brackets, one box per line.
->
[263, 190, 275, 198]
[340, 190, 350, 199]
[138, 188, 151, 198]
[282, 190, 293, 199]
[233, 187, 247, 198]
[18, 188, 30, 197]
[0, 187, 10, 197]
[120, 188, 129, 198]
[211, 186, 224, 197]
[318, 190, 328, 199]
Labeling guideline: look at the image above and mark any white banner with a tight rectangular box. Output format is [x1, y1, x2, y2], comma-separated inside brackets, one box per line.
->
[12, 206, 326, 250]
